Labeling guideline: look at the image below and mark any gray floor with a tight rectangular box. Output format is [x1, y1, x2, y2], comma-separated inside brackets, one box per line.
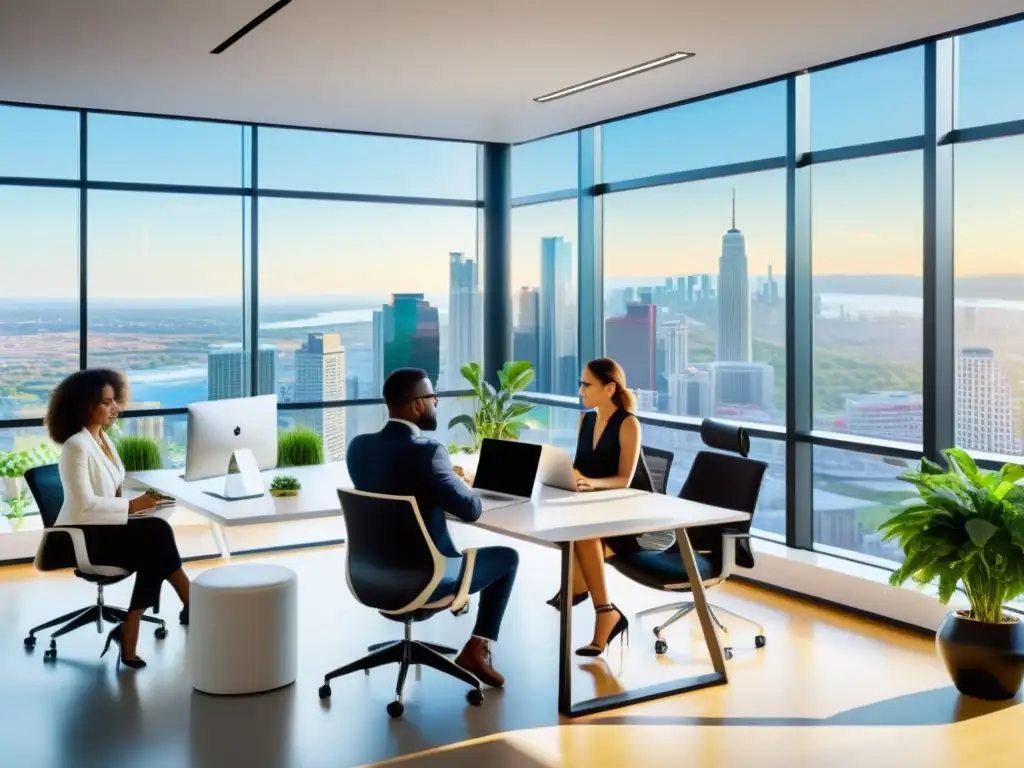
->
[1, 527, 768, 768]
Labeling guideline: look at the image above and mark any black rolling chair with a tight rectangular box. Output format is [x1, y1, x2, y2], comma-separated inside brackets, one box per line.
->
[23, 464, 167, 661]
[634, 446, 675, 552]
[608, 420, 767, 659]
[319, 488, 483, 718]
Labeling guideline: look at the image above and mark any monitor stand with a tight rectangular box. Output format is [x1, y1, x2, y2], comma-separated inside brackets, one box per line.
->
[204, 449, 265, 501]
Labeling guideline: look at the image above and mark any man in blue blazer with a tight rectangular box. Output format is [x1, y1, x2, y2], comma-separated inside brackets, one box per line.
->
[347, 368, 518, 688]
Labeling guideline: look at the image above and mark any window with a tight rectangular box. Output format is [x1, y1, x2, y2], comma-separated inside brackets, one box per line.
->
[957, 20, 1024, 128]
[115, 413, 186, 470]
[0, 105, 79, 179]
[602, 171, 786, 425]
[258, 129, 477, 199]
[953, 137, 1024, 457]
[810, 47, 924, 150]
[257, 199, 479, 458]
[87, 114, 251, 187]
[512, 133, 578, 199]
[601, 83, 787, 182]
[813, 446, 914, 563]
[511, 200, 578, 395]
[0, 187, 80, 416]
[86, 192, 248, 408]
[811, 152, 923, 442]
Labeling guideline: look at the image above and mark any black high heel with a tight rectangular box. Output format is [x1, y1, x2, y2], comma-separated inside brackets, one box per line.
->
[546, 590, 590, 610]
[179, 604, 189, 627]
[101, 624, 147, 670]
[575, 604, 629, 657]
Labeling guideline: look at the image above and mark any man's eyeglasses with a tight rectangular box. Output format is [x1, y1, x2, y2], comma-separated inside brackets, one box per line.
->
[406, 394, 439, 404]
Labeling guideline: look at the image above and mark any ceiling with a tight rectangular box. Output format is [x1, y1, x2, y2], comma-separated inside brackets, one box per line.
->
[0, 0, 1021, 144]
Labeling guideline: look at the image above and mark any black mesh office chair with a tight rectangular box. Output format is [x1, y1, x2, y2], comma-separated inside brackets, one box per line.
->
[23, 464, 167, 661]
[319, 489, 483, 718]
[608, 421, 767, 659]
[634, 446, 675, 551]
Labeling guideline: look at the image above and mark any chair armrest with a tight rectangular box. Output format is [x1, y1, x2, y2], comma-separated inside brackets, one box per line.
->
[719, 531, 749, 579]
[449, 548, 477, 615]
[34, 528, 98, 574]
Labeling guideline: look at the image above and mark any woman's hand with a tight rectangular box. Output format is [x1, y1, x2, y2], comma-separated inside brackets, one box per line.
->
[575, 475, 594, 492]
[128, 494, 158, 515]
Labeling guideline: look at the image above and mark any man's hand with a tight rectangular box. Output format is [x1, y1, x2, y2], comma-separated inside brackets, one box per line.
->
[453, 465, 475, 487]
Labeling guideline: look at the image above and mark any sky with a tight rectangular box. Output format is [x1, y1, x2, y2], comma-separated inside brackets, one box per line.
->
[2, 19, 1024, 300]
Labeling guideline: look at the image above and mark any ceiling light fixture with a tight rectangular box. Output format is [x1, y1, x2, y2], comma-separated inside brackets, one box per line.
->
[534, 52, 695, 103]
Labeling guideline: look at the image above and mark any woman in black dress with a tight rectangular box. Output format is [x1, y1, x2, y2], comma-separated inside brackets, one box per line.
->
[547, 358, 651, 656]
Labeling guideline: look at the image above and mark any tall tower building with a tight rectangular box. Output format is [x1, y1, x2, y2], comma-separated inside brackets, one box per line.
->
[605, 303, 657, 392]
[382, 293, 440, 386]
[513, 287, 541, 386]
[371, 309, 384, 392]
[661, 321, 689, 377]
[207, 344, 276, 401]
[294, 333, 346, 461]
[717, 191, 751, 362]
[956, 347, 1016, 454]
[447, 252, 482, 387]
[539, 236, 577, 395]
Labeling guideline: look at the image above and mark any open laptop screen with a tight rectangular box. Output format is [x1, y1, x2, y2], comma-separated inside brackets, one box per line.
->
[473, 439, 543, 498]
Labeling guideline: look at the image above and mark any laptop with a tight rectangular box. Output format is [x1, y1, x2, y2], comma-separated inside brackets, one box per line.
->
[471, 438, 543, 503]
[536, 445, 579, 492]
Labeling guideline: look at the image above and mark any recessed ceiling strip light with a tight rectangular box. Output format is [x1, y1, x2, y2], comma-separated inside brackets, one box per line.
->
[211, 0, 294, 55]
[534, 52, 695, 103]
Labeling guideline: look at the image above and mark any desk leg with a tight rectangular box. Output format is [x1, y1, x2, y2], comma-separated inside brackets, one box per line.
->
[210, 522, 231, 560]
[675, 527, 728, 677]
[557, 541, 574, 716]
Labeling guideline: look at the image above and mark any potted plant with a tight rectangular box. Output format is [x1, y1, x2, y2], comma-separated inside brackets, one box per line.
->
[447, 361, 537, 453]
[0, 444, 60, 500]
[880, 448, 1024, 700]
[277, 427, 324, 468]
[2, 490, 32, 531]
[114, 435, 163, 472]
[269, 475, 301, 498]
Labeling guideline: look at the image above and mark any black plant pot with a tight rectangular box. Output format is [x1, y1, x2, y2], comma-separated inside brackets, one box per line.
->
[936, 610, 1024, 700]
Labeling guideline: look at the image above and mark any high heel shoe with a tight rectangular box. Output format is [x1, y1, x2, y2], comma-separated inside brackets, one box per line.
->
[546, 590, 590, 610]
[101, 624, 147, 670]
[575, 604, 629, 657]
[179, 604, 189, 626]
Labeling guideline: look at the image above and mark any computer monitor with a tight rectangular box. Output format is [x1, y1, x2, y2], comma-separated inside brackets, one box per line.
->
[472, 438, 543, 498]
[184, 395, 278, 481]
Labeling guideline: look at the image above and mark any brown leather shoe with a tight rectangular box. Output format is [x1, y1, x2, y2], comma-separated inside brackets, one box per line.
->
[455, 637, 504, 688]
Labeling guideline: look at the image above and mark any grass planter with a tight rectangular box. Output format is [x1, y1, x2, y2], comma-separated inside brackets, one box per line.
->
[115, 436, 163, 472]
[277, 428, 324, 468]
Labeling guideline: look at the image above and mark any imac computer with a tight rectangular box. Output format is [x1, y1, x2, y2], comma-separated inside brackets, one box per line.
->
[184, 394, 279, 482]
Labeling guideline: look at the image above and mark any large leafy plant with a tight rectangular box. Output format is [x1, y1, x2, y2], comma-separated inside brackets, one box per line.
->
[880, 448, 1024, 624]
[0, 444, 60, 478]
[448, 361, 536, 452]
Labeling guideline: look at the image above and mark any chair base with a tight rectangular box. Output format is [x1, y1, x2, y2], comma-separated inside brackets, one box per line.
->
[25, 594, 167, 662]
[636, 600, 766, 659]
[319, 629, 481, 717]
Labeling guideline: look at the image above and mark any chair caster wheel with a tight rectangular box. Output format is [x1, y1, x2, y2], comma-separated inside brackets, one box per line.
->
[387, 700, 404, 718]
[154, 627, 168, 640]
[318, 684, 331, 700]
[44, 649, 57, 662]
[755, 635, 766, 649]
[724, 647, 733, 660]
[466, 688, 484, 706]
[24, 636, 36, 649]
[654, 639, 668, 655]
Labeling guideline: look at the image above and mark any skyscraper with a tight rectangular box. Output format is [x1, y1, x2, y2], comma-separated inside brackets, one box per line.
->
[294, 332, 346, 461]
[513, 287, 540, 386]
[668, 369, 712, 417]
[717, 192, 751, 362]
[956, 347, 1016, 454]
[539, 236, 577, 395]
[382, 293, 440, 386]
[605, 303, 657, 392]
[371, 309, 384, 390]
[447, 251, 482, 387]
[661, 321, 689, 377]
[207, 344, 276, 401]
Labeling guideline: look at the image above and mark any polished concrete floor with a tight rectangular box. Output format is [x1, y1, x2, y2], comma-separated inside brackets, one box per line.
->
[2, 526, 1019, 768]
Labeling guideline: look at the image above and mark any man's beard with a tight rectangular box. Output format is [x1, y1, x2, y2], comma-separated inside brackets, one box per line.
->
[417, 412, 438, 432]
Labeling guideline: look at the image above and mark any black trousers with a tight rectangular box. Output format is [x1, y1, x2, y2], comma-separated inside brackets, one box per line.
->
[74, 517, 183, 611]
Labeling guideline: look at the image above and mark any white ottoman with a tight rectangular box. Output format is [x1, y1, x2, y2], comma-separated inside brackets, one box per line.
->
[189, 564, 298, 695]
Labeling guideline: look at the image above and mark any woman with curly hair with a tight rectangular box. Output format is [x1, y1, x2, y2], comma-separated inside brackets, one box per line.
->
[46, 368, 190, 670]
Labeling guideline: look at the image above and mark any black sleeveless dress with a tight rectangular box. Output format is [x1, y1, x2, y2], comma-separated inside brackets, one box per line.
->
[573, 409, 656, 555]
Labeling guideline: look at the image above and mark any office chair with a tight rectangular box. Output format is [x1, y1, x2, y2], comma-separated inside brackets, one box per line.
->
[635, 446, 675, 551]
[608, 420, 768, 659]
[22, 464, 167, 662]
[319, 488, 483, 718]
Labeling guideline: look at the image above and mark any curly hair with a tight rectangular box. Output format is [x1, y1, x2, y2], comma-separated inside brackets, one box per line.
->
[45, 369, 130, 444]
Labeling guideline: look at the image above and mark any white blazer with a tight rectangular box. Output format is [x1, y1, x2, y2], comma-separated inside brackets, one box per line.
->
[54, 428, 130, 527]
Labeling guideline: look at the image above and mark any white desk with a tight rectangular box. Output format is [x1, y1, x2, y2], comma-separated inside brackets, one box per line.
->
[131, 460, 748, 717]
